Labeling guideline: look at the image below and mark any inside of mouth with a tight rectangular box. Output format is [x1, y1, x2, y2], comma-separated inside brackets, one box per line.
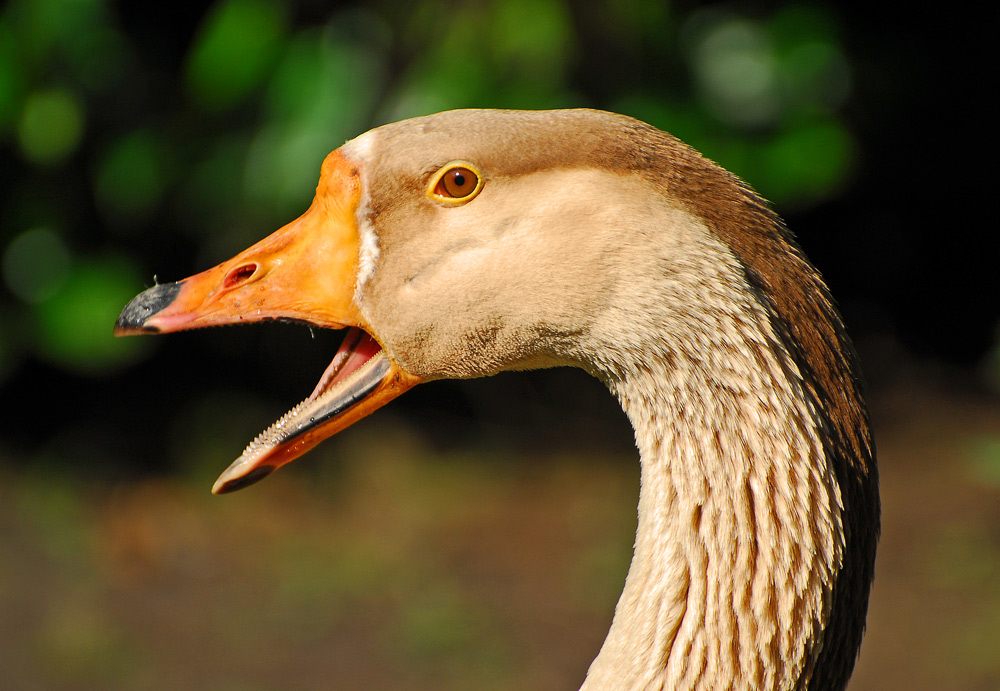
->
[308, 327, 383, 401]
[240, 326, 384, 459]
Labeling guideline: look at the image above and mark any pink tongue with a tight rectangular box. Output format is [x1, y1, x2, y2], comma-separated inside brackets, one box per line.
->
[309, 327, 383, 400]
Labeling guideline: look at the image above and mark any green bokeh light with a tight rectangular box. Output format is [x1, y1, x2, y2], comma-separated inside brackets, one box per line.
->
[94, 130, 169, 222]
[760, 118, 854, 204]
[689, 13, 782, 128]
[185, 0, 288, 111]
[247, 24, 386, 215]
[2, 227, 72, 304]
[34, 255, 149, 374]
[491, 0, 573, 86]
[17, 89, 85, 165]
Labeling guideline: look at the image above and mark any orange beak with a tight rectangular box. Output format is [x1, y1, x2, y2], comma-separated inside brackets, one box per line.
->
[115, 151, 420, 493]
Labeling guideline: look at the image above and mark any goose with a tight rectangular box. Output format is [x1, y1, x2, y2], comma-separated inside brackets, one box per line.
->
[115, 108, 878, 691]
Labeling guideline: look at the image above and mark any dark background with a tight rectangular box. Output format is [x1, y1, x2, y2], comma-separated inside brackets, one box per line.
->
[1, 2, 997, 689]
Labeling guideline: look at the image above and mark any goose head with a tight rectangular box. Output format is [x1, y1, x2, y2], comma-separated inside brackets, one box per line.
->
[116, 109, 878, 690]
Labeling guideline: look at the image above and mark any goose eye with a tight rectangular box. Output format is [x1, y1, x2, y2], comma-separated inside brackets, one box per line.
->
[437, 168, 477, 197]
[430, 163, 483, 202]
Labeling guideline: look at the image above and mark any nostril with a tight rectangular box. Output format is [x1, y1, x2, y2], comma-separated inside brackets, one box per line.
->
[223, 263, 258, 289]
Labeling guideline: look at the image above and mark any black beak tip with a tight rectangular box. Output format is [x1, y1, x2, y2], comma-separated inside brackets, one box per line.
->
[212, 465, 277, 494]
[114, 281, 183, 334]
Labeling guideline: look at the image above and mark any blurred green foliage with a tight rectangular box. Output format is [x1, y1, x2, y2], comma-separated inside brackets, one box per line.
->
[0, 0, 860, 382]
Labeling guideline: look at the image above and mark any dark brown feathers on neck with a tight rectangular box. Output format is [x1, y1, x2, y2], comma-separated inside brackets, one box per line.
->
[606, 115, 879, 690]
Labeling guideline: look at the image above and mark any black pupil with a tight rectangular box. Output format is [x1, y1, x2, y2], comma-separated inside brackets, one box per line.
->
[452, 172, 466, 187]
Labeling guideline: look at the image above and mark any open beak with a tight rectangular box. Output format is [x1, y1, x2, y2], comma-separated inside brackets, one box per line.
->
[114, 151, 420, 494]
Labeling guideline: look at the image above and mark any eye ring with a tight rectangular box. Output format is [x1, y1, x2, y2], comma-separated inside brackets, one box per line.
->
[428, 161, 484, 204]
